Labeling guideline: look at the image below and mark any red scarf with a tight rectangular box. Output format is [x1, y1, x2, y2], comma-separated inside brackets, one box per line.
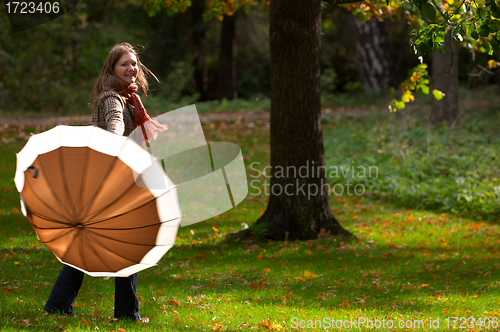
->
[121, 83, 168, 144]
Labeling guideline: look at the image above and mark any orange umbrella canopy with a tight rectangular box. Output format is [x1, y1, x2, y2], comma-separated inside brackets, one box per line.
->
[15, 125, 182, 277]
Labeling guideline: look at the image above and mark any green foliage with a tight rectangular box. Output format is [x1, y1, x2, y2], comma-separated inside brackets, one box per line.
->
[1, 0, 274, 114]
[0, 2, 154, 114]
[144, 0, 192, 17]
[411, 24, 447, 55]
[420, 2, 437, 21]
[249, 221, 269, 239]
[408, 0, 500, 57]
[389, 63, 433, 112]
[324, 97, 500, 220]
[157, 61, 197, 102]
[320, 68, 338, 93]
[432, 89, 445, 100]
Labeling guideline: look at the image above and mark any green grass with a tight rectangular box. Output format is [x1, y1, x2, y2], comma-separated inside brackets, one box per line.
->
[321, 96, 500, 221]
[2, 98, 500, 331]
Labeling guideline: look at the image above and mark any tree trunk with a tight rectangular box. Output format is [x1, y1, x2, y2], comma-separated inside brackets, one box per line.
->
[255, 0, 352, 241]
[190, 0, 208, 101]
[351, 17, 398, 94]
[216, 14, 237, 100]
[431, 29, 459, 126]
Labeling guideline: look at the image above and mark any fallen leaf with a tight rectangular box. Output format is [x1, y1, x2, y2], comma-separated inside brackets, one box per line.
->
[304, 271, 319, 279]
[166, 300, 180, 306]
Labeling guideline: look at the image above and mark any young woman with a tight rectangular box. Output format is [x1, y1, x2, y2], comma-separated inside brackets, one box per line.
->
[43, 43, 166, 322]
[90, 42, 166, 139]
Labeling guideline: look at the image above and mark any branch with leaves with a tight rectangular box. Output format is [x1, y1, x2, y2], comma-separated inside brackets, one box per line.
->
[388, 63, 445, 111]
[142, 0, 265, 20]
[343, 0, 500, 111]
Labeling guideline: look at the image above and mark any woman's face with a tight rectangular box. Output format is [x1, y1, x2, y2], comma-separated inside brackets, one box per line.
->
[114, 52, 138, 84]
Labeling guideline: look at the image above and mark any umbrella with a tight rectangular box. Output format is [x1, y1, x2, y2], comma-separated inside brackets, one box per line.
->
[14, 125, 182, 277]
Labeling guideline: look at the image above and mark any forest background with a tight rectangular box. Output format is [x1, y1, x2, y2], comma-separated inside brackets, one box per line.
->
[1, 0, 498, 115]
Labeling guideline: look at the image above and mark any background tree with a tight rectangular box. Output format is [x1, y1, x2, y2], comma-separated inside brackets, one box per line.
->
[431, 29, 459, 125]
[190, 0, 210, 101]
[216, 13, 238, 100]
[351, 17, 398, 94]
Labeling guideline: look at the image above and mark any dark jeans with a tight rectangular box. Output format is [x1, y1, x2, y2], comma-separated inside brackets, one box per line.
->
[43, 265, 140, 320]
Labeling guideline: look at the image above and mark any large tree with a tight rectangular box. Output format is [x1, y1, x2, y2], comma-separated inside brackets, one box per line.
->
[256, 0, 351, 240]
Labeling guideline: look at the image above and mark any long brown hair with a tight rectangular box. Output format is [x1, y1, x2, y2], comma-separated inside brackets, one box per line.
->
[89, 43, 158, 109]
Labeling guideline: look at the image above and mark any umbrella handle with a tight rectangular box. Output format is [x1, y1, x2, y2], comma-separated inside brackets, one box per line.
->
[27, 166, 39, 179]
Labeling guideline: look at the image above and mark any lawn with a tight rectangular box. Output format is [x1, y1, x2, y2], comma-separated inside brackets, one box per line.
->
[1, 95, 500, 331]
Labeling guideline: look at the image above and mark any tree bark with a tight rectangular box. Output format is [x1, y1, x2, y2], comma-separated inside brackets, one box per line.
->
[255, 0, 352, 241]
[216, 14, 237, 100]
[430, 29, 459, 126]
[351, 17, 398, 94]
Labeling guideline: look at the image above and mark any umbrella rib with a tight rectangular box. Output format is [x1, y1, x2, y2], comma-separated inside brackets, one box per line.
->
[87, 231, 141, 263]
[85, 223, 175, 245]
[79, 139, 128, 222]
[29, 211, 74, 226]
[82, 180, 140, 224]
[58, 227, 84, 265]
[82, 171, 177, 226]
[36, 156, 74, 220]
[38, 228, 75, 244]
[23, 170, 72, 223]
[81, 230, 117, 272]
[86, 216, 181, 231]
[69, 229, 115, 272]
[76, 147, 91, 218]
[76, 231, 88, 272]
[33, 226, 74, 230]
[57, 148, 78, 220]
[83, 179, 177, 226]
